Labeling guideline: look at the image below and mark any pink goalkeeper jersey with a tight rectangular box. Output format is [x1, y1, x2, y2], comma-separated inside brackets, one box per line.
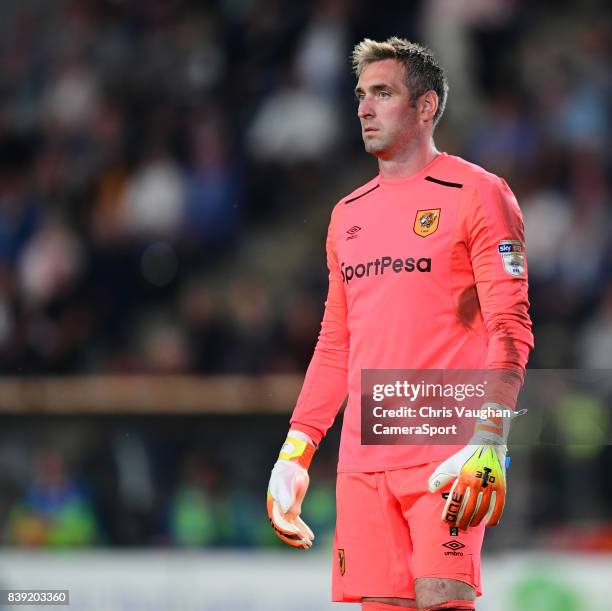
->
[290, 153, 534, 472]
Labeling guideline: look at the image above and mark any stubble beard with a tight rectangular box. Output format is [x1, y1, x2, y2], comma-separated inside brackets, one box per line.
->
[363, 133, 388, 156]
[363, 125, 419, 160]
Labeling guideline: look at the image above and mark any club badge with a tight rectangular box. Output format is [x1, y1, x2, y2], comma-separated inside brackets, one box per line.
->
[414, 209, 441, 237]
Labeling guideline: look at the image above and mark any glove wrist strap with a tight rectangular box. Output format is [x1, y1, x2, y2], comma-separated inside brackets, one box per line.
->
[473, 403, 528, 442]
[279, 430, 316, 470]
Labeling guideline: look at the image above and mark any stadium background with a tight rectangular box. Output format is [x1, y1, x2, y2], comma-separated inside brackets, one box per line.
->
[0, 0, 610, 609]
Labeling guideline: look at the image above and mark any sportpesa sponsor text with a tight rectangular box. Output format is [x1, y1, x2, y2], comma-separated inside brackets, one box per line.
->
[340, 256, 432, 284]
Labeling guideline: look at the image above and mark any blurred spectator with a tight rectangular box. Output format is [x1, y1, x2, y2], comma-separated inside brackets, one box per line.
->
[294, 0, 351, 101]
[578, 286, 612, 370]
[247, 76, 340, 165]
[522, 189, 571, 283]
[465, 93, 539, 181]
[0, 136, 40, 265]
[182, 111, 242, 253]
[44, 58, 99, 135]
[121, 154, 185, 239]
[270, 288, 321, 372]
[168, 452, 230, 547]
[7, 448, 98, 547]
[556, 149, 610, 314]
[138, 317, 193, 373]
[179, 280, 229, 373]
[17, 217, 84, 307]
[224, 278, 276, 373]
[422, 0, 516, 129]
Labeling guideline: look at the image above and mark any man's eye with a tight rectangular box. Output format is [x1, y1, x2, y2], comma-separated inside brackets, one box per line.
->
[378, 90, 390, 98]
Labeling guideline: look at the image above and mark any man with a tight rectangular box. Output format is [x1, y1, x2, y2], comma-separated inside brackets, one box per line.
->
[267, 37, 533, 611]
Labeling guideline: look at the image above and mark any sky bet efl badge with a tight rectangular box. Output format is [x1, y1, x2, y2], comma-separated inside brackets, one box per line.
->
[414, 208, 440, 237]
[498, 240, 525, 276]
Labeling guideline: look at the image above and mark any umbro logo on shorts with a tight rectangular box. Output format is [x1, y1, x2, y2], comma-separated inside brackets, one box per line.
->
[442, 540, 465, 556]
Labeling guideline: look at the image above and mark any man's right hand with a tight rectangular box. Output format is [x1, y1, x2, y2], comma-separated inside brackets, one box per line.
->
[267, 430, 316, 549]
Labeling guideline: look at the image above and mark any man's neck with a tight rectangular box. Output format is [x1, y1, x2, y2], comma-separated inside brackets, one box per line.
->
[377, 138, 440, 180]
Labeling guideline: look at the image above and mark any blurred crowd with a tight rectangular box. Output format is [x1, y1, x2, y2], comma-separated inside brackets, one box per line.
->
[0, 0, 610, 374]
[0, 0, 610, 547]
[0, 415, 338, 548]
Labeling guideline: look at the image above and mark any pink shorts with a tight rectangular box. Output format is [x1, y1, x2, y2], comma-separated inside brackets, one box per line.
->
[332, 462, 485, 602]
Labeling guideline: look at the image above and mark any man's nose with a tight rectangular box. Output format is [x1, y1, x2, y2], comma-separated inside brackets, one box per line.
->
[358, 97, 374, 119]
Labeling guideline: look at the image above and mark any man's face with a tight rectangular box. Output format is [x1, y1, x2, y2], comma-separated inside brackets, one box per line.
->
[355, 59, 420, 159]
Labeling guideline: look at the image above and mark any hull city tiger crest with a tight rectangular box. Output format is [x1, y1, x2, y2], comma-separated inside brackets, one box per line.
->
[414, 208, 441, 237]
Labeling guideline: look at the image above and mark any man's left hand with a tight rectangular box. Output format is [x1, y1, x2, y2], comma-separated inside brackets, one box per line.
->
[427, 435, 507, 530]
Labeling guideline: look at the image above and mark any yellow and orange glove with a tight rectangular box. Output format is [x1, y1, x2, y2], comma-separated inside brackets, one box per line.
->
[427, 405, 511, 530]
[267, 430, 316, 549]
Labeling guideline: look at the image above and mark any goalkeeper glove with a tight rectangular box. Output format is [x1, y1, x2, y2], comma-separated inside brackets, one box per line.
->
[267, 429, 316, 549]
[427, 405, 512, 530]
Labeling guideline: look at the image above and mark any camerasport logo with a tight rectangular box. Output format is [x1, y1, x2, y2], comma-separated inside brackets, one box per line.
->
[340, 255, 431, 284]
[442, 540, 465, 556]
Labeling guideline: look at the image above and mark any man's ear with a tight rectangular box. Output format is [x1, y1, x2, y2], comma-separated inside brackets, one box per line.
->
[418, 90, 439, 124]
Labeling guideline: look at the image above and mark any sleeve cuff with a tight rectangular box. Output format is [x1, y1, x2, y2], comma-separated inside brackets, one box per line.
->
[289, 422, 323, 447]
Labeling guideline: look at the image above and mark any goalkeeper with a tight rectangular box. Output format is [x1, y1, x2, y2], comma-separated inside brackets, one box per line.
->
[267, 37, 533, 611]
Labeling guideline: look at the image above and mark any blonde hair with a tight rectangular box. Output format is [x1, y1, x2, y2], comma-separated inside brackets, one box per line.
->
[352, 37, 448, 126]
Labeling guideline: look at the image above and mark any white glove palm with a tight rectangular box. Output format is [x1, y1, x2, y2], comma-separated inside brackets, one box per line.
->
[267, 430, 315, 548]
